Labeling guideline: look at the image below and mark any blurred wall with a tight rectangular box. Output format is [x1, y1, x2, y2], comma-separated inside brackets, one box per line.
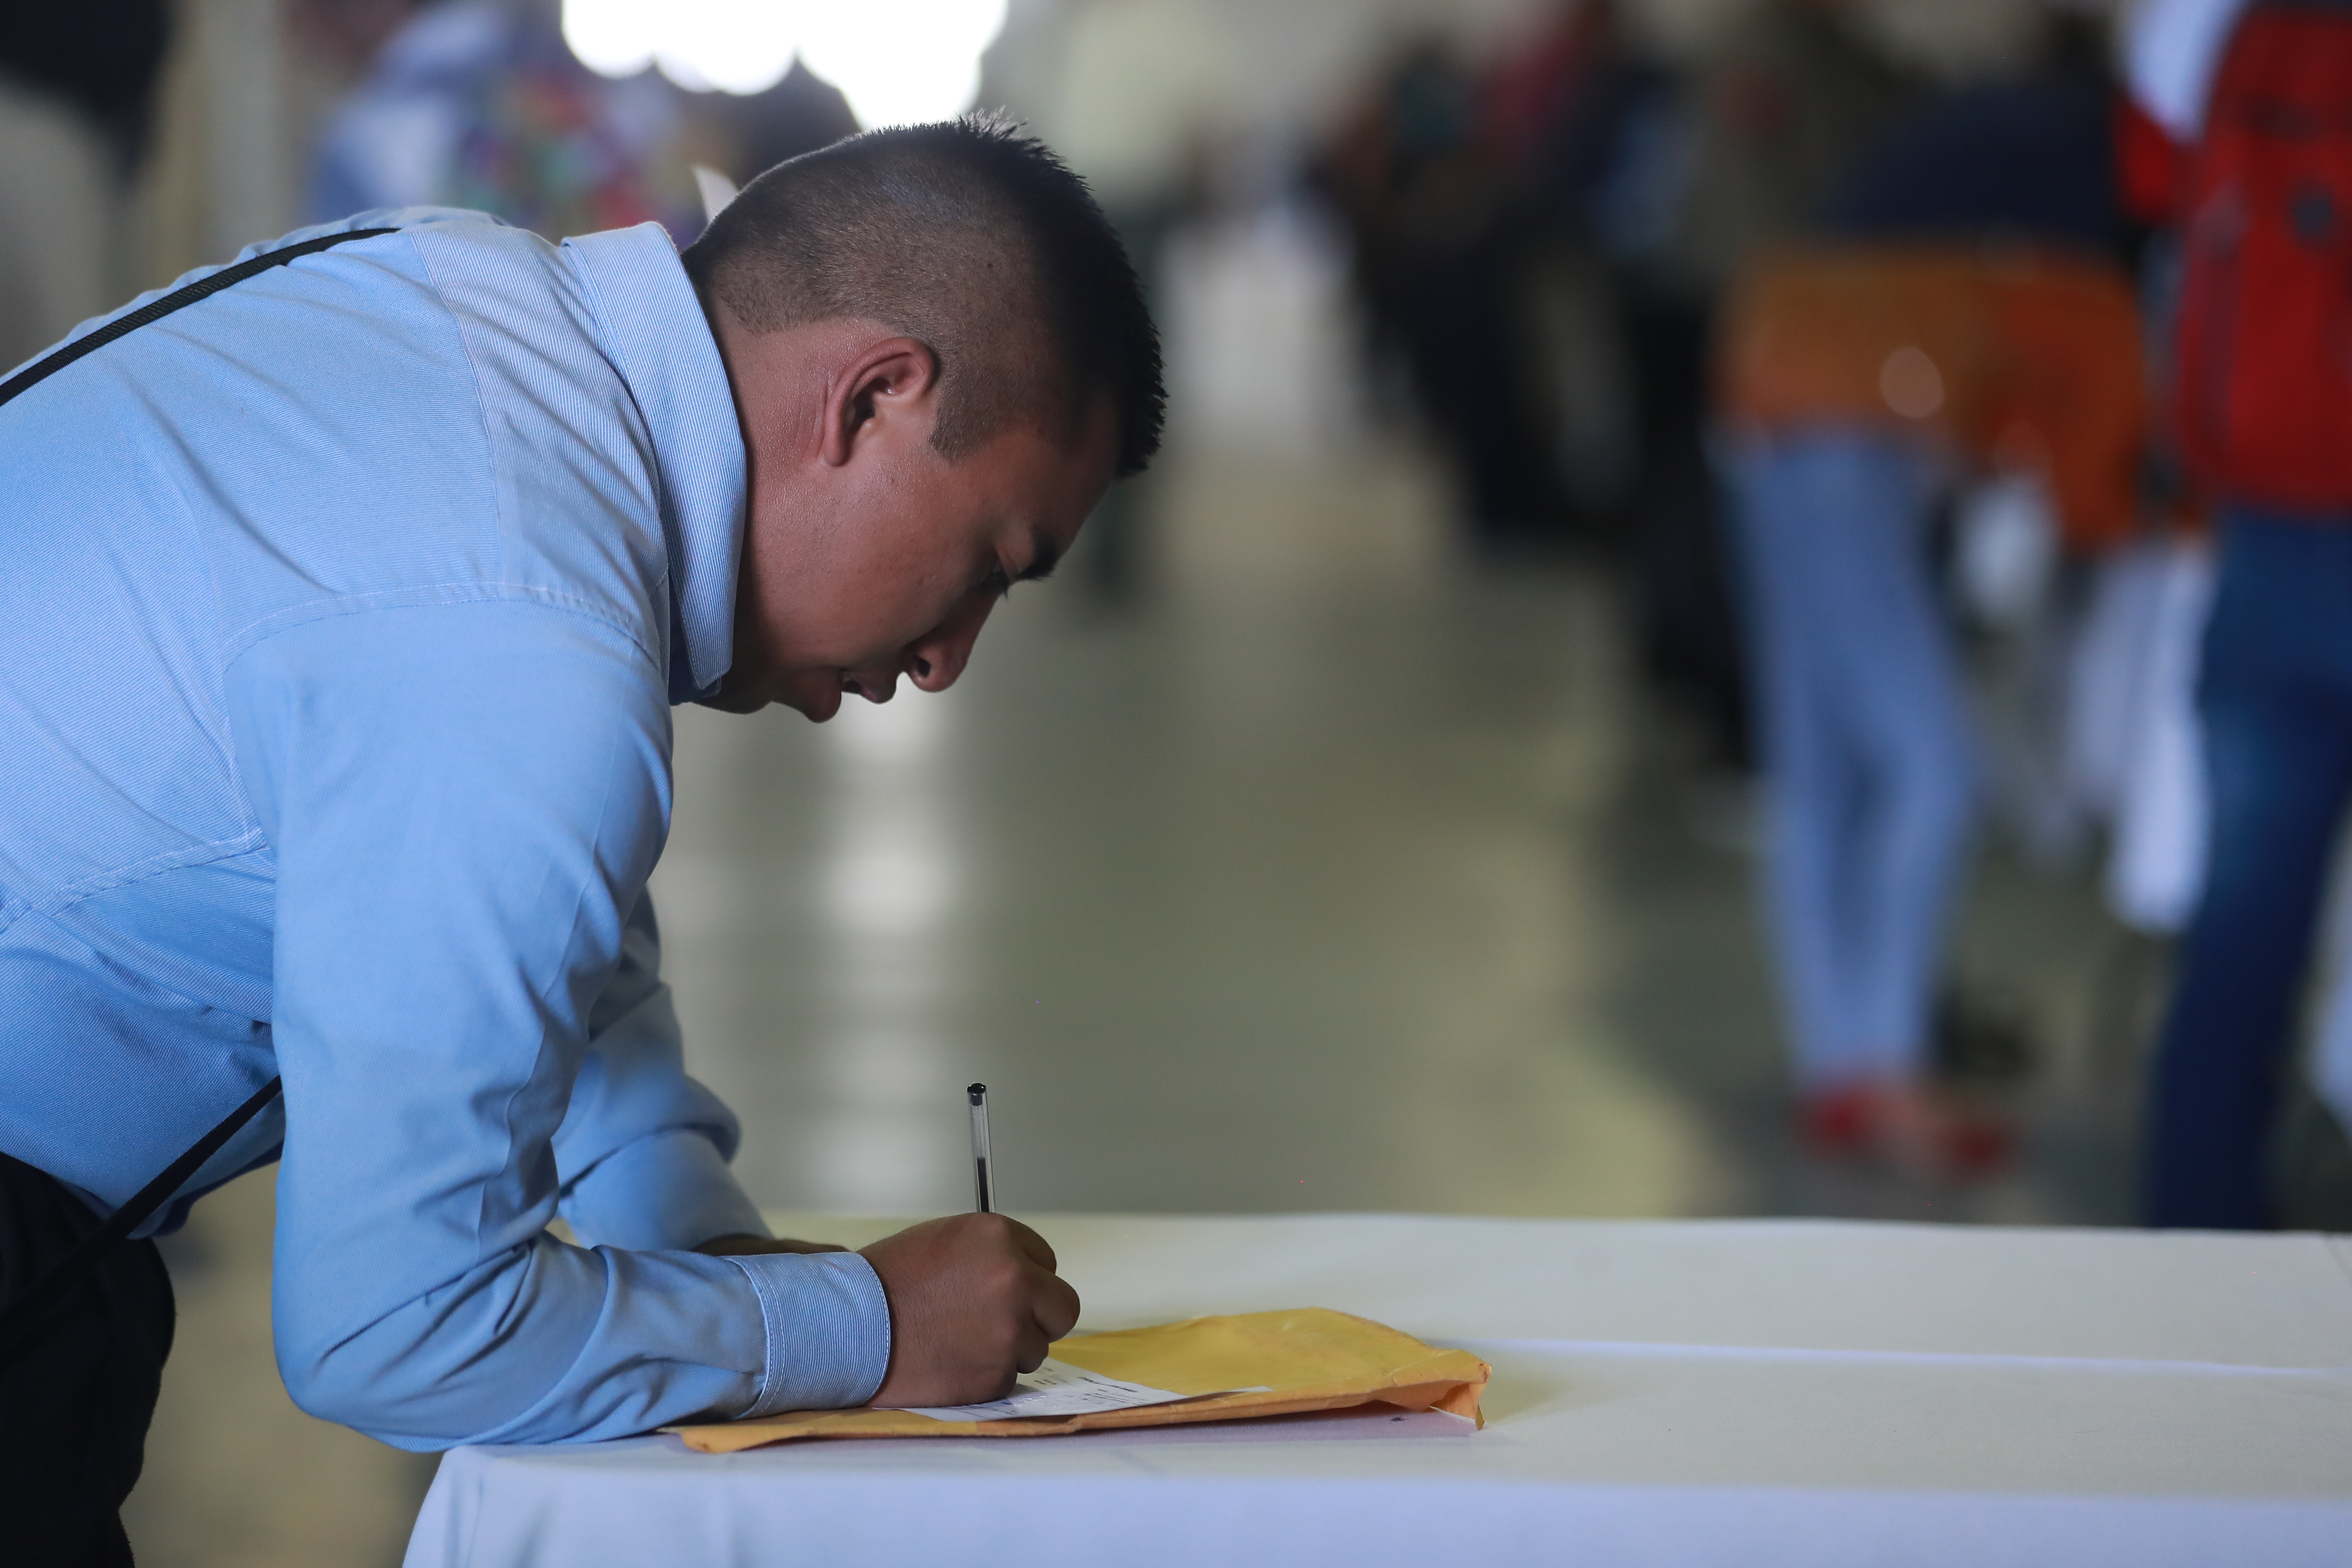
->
[0, 85, 115, 366]
[138, 0, 312, 283]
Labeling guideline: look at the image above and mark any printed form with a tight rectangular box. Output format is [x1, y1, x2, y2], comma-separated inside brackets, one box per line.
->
[894, 1360, 1264, 1423]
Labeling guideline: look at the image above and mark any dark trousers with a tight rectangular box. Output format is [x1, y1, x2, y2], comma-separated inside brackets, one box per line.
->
[2147, 512, 2352, 1228]
[0, 1151, 175, 1566]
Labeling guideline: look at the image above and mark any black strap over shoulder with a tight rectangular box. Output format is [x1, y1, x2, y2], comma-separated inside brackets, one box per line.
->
[0, 224, 396, 411]
[0, 222, 393, 1362]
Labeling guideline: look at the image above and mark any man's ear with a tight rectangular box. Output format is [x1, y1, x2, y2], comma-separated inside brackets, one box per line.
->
[821, 335, 941, 468]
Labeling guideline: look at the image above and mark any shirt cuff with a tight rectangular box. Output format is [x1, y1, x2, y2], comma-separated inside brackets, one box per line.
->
[725, 1250, 892, 1416]
[561, 1127, 769, 1251]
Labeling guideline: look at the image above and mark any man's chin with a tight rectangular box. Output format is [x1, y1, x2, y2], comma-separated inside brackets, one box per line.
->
[781, 683, 843, 723]
[693, 672, 844, 722]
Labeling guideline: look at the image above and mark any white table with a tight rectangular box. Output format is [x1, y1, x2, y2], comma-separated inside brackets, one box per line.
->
[405, 1213, 2352, 1567]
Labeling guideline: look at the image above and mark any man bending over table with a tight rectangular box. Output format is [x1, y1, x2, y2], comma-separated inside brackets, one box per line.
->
[0, 118, 1158, 1561]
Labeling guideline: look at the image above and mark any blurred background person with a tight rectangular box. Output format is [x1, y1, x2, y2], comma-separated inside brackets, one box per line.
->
[1482, 0, 1661, 550]
[1719, 248, 2147, 1177]
[2139, 0, 2352, 1230]
[1318, 33, 1570, 556]
[0, 1, 169, 370]
[1715, 255, 1991, 1177]
[1832, 4, 2147, 1078]
[1628, 0, 1917, 769]
[2041, 0, 2233, 1105]
[1825, 8, 2129, 259]
[1714, 2, 2149, 1177]
[297, 0, 701, 240]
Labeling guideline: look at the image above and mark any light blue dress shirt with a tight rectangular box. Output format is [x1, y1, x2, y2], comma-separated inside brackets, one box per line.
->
[0, 209, 890, 1447]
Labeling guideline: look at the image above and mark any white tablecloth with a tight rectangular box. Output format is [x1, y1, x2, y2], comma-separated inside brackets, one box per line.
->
[404, 1214, 2352, 1567]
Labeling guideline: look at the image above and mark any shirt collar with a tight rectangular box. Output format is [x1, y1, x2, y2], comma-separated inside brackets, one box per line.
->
[562, 223, 746, 705]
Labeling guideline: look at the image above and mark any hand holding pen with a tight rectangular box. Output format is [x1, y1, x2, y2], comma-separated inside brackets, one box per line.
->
[858, 1084, 1079, 1408]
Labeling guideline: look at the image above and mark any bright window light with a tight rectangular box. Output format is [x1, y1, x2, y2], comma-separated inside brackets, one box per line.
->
[564, 0, 1006, 121]
[799, 0, 1005, 126]
[561, 0, 659, 79]
[659, 0, 804, 96]
[565, 0, 801, 96]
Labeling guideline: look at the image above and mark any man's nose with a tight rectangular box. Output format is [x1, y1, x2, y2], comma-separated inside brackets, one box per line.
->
[904, 596, 995, 693]
[903, 631, 973, 692]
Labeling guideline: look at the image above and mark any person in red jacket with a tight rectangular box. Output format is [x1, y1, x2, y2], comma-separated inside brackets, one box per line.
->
[2139, 0, 2352, 1228]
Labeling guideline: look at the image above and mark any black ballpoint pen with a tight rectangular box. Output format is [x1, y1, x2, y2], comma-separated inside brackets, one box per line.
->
[967, 1083, 994, 1213]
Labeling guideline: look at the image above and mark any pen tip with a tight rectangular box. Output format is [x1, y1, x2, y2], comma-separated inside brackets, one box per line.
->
[968, 1082, 987, 1103]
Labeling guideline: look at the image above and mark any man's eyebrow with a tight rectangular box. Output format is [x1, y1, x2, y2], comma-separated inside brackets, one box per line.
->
[1017, 526, 1062, 583]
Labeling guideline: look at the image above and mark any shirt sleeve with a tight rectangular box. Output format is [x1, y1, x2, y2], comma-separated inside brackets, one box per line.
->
[224, 597, 889, 1449]
[552, 890, 770, 1252]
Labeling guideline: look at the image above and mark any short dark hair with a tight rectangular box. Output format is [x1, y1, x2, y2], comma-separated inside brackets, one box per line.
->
[683, 116, 1164, 478]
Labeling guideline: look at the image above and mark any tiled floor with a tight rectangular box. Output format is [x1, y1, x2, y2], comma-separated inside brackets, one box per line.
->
[126, 448, 2157, 1564]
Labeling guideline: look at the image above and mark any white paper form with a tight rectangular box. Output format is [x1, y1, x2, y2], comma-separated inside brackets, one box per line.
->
[894, 1359, 1262, 1423]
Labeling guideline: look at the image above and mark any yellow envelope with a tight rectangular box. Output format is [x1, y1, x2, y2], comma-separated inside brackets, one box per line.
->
[674, 1307, 1490, 1453]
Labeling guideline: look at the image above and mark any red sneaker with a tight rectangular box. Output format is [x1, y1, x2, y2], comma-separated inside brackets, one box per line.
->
[1800, 1081, 2013, 1180]
[1798, 1083, 1879, 1158]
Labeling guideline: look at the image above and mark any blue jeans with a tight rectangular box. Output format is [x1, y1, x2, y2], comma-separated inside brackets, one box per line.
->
[2147, 511, 2352, 1228]
[1726, 430, 1976, 1089]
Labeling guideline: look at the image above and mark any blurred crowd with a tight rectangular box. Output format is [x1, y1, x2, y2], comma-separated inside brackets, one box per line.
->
[1305, 0, 2352, 1224]
[6, 0, 2352, 1230]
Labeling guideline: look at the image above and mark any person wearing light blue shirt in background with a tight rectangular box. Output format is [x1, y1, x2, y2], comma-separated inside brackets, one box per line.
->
[0, 118, 1163, 1562]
